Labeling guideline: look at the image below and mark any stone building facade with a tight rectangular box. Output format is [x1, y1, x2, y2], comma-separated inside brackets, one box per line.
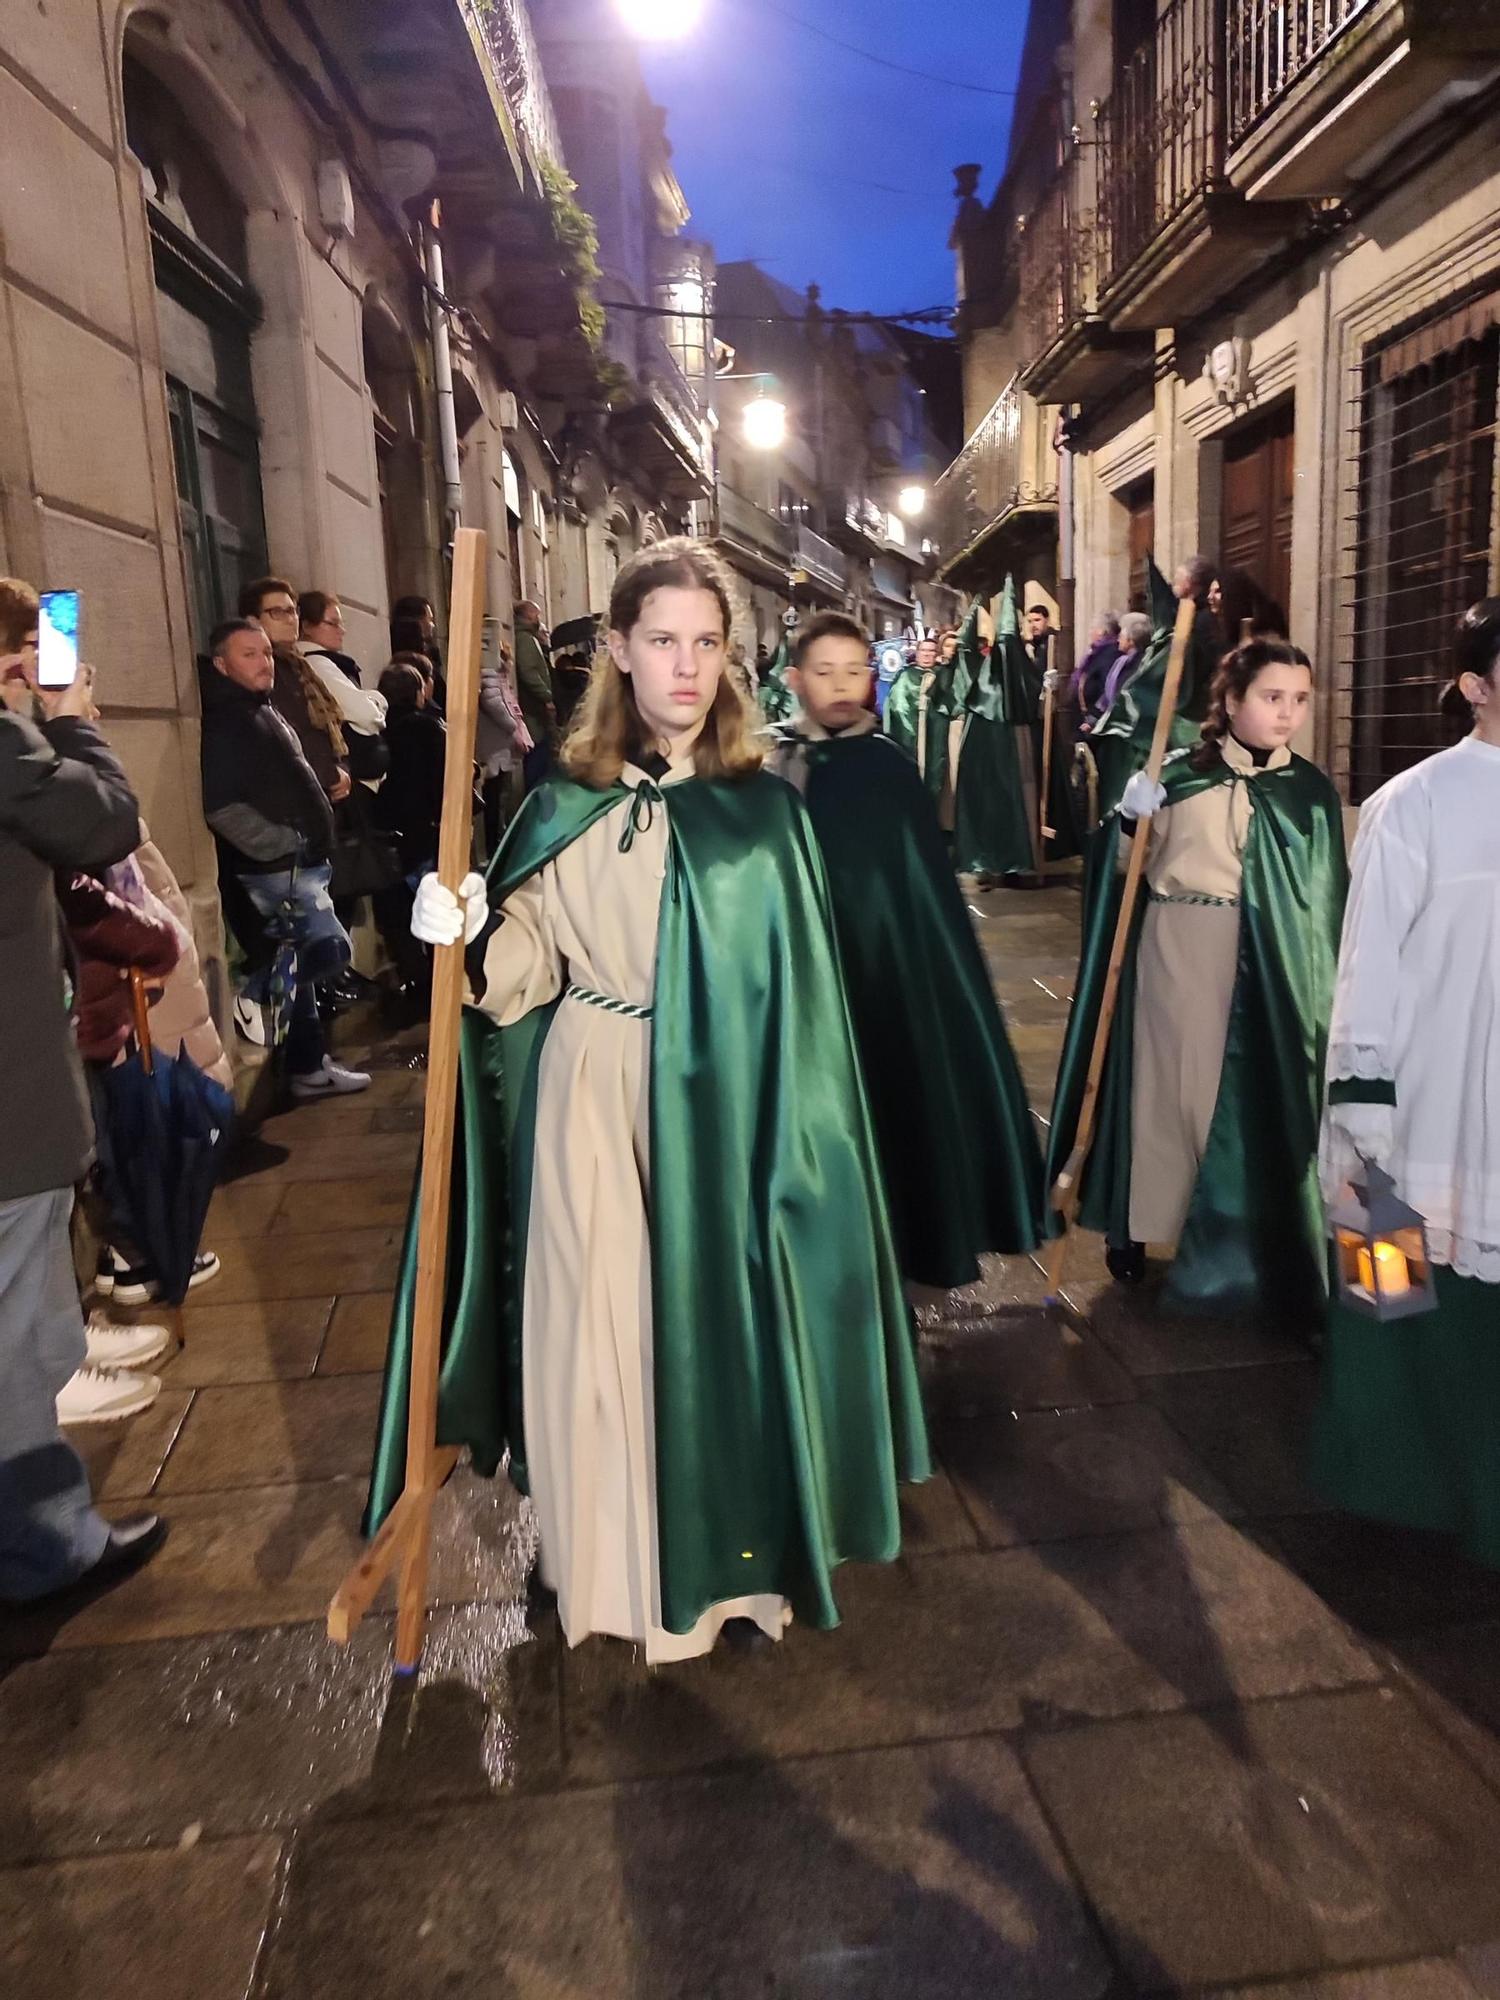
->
[938, 0, 1500, 797]
[703, 262, 960, 658]
[0, 0, 699, 984]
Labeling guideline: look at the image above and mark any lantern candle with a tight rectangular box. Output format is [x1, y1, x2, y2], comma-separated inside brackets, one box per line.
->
[1356, 1239, 1411, 1300]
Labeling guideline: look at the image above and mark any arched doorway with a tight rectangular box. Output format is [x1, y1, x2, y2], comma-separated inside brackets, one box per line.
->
[123, 28, 267, 646]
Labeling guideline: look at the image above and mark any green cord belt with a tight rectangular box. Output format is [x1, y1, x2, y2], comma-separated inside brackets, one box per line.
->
[1147, 888, 1241, 909]
[565, 982, 654, 1021]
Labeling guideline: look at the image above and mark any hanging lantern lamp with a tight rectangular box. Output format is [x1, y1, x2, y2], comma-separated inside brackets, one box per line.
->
[1330, 1158, 1438, 1322]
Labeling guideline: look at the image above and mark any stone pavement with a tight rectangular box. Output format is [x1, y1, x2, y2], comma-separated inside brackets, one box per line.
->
[6, 885, 1500, 1998]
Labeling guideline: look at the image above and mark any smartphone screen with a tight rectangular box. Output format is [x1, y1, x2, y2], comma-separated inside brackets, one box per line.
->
[38, 590, 81, 688]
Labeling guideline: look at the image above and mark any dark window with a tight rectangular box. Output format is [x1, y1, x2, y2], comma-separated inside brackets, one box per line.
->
[1351, 317, 1498, 801]
[125, 51, 267, 650]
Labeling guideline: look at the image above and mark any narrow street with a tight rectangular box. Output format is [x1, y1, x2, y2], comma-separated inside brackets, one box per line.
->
[5, 887, 1500, 1999]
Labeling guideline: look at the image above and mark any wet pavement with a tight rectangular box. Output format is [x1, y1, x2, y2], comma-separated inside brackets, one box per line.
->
[7, 884, 1500, 1997]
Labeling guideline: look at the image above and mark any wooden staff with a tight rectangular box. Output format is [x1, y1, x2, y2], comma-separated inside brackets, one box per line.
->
[327, 528, 486, 1671]
[1042, 595, 1196, 1298]
[1039, 666, 1057, 855]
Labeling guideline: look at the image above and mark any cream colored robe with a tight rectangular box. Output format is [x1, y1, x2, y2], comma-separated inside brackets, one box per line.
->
[475, 760, 788, 1661]
[1128, 736, 1291, 1245]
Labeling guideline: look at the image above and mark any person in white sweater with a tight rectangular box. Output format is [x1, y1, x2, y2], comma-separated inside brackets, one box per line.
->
[1315, 598, 1500, 1562]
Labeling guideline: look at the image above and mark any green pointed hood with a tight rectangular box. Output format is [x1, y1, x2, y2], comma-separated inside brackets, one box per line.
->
[948, 597, 984, 709]
[1146, 555, 1175, 640]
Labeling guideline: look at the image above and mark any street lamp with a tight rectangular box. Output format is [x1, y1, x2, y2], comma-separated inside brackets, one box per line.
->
[616, 0, 703, 36]
[898, 484, 928, 520]
[718, 369, 788, 452]
[742, 393, 788, 451]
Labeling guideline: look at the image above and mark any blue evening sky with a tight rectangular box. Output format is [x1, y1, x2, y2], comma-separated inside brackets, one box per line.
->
[640, 0, 1026, 316]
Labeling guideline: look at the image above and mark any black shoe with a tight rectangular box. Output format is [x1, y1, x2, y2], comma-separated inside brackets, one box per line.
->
[29, 1515, 169, 1610]
[526, 1570, 558, 1622]
[720, 1616, 774, 1657]
[1106, 1240, 1147, 1284]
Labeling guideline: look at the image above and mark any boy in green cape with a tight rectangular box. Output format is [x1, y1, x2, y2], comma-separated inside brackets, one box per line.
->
[768, 612, 1044, 1287]
[953, 575, 1050, 883]
[882, 634, 951, 805]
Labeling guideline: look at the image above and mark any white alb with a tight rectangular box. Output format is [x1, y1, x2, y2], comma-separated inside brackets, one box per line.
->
[1322, 735, 1500, 1281]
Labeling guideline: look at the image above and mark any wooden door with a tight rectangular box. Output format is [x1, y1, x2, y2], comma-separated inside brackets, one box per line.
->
[1220, 403, 1295, 626]
[1124, 479, 1155, 611]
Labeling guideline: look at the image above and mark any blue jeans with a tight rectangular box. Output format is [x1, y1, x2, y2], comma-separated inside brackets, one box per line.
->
[0, 1189, 110, 1600]
[240, 863, 350, 1077]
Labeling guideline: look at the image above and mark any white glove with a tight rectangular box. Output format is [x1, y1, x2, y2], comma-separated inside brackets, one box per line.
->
[411, 871, 488, 947]
[1328, 1100, 1396, 1163]
[1042, 668, 1060, 695]
[1120, 771, 1167, 821]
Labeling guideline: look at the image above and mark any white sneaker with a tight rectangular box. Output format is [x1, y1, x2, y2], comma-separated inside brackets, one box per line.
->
[233, 993, 269, 1047]
[57, 1365, 162, 1426]
[85, 1315, 172, 1371]
[289, 1056, 372, 1100]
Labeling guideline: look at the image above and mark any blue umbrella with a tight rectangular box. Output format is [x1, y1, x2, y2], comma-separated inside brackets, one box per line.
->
[93, 972, 235, 1305]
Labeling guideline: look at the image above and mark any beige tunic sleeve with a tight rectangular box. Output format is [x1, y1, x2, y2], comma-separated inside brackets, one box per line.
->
[472, 873, 562, 1028]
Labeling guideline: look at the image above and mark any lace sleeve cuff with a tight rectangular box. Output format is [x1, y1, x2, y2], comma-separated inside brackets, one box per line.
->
[1327, 1041, 1394, 1083]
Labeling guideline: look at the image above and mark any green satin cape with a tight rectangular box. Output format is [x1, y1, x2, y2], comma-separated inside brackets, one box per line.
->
[1085, 561, 1224, 821]
[953, 577, 1043, 877]
[1045, 751, 1348, 1323]
[774, 728, 1044, 1285]
[883, 667, 950, 802]
[365, 770, 931, 1634]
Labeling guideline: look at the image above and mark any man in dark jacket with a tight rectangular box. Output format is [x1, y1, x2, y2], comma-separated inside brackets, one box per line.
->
[513, 599, 556, 787]
[0, 576, 168, 1602]
[201, 619, 369, 1101]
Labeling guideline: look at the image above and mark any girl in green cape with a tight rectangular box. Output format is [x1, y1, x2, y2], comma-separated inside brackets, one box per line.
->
[1046, 641, 1348, 1323]
[380, 540, 929, 1662]
[1314, 602, 1500, 1562]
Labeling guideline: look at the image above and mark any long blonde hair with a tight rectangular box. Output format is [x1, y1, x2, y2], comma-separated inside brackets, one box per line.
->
[563, 538, 763, 787]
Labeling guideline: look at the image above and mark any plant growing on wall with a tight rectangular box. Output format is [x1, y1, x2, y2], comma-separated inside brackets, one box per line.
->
[539, 156, 606, 351]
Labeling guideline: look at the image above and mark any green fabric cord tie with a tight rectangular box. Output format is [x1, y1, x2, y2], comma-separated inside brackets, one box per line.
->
[1146, 888, 1241, 908]
[566, 982, 654, 1022]
[617, 778, 662, 853]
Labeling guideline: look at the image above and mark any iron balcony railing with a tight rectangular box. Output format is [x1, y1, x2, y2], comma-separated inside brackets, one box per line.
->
[714, 484, 793, 562]
[931, 380, 1055, 568]
[1227, 0, 1379, 147]
[466, 0, 565, 175]
[1019, 165, 1094, 369]
[642, 330, 710, 474]
[795, 523, 845, 591]
[1097, 0, 1224, 295]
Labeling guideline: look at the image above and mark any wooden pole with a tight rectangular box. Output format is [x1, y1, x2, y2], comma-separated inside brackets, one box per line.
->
[1039, 672, 1058, 855]
[327, 526, 488, 1670]
[1042, 595, 1196, 1298]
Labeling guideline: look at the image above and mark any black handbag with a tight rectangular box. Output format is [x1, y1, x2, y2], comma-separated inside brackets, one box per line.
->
[329, 791, 403, 899]
[344, 728, 390, 784]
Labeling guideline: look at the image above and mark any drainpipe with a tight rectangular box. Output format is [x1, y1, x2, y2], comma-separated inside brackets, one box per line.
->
[425, 200, 462, 538]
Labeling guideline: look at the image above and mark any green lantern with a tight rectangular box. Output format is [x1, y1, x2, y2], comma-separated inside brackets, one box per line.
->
[1329, 1159, 1438, 1322]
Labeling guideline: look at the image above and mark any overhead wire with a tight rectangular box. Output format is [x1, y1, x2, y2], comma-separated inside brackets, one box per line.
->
[599, 297, 956, 327]
[742, 0, 1018, 98]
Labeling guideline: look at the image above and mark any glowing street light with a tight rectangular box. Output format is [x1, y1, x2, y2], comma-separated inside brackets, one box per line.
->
[616, 0, 703, 36]
[742, 392, 788, 452]
[898, 484, 928, 520]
